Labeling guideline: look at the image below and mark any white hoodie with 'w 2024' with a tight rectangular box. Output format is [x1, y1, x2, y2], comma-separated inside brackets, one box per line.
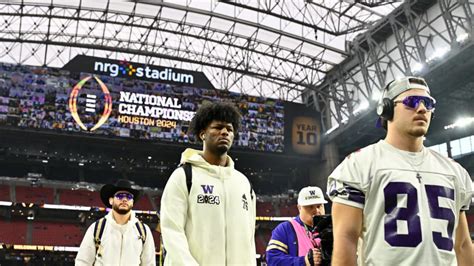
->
[161, 148, 256, 266]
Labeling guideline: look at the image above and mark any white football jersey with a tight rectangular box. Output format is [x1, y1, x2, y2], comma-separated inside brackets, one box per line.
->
[327, 140, 472, 266]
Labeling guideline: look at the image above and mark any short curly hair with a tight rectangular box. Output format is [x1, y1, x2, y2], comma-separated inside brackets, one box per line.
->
[189, 102, 241, 141]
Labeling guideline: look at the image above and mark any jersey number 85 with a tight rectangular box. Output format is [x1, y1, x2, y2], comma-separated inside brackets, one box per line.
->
[384, 182, 455, 251]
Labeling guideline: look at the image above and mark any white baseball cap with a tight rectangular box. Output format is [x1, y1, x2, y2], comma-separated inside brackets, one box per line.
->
[297, 186, 328, 206]
[379, 76, 431, 103]
[376, 76, 431, 127]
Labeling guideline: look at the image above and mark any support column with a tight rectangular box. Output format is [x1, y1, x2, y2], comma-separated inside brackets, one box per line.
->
[26, 221, 33, 245]
[308, 141, 340, 192]
[10, 184, 15, 202]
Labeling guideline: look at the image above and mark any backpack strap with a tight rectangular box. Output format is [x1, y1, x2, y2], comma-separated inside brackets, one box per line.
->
[160, 163, 192, 264]
[249, 179, 254, 201]
[93, 217, 107, 257]
[181, 162, 192, 194]
[181, 162, 250, 199]
[135, 221, 147, 245]
[159, 235, 166, 266]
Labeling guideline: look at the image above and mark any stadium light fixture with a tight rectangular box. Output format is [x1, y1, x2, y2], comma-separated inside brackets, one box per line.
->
[444, 116, 474, 130]
[325, 123, 339, 135]
[454, 117, 474, 127]
[27, 210, 35, 220]
[411, 62, 424, 74]
[41, 159, 48, 164]
[0, 201, 12, 206]
[427, 47, 450, 62]
[43, 204, 91, 211]
[78, 162, 84, 166]
[371, 89, 381, 101]
[456, 32, 469, 43]
[353, 101, 369, 114]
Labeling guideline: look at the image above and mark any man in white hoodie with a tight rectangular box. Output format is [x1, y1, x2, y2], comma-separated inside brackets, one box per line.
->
[75, 179, 156, 266]
[161, 102, 256, 265]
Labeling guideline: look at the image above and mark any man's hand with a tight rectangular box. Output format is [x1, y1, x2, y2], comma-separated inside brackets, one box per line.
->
[305, 248, 322, 266]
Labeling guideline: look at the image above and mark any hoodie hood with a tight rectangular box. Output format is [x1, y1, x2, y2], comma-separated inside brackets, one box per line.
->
[105, 210, 139, 233]
[179, 148, 235, 178]
[180, 148, 235, 167]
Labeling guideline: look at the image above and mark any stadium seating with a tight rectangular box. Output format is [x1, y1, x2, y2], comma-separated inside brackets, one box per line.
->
[0, 219, 27, 244]
[15, 185, 54, 204]
[279, 204, 299, 217]
[152, 194, 161, 210]
[0, 184, 10, 201]
[133, 194, 154, 211]
[1, 182, 296, 259]
[256, 228, 272, 256]
[256, 201, 275, 216]
[31, 221, 83, 246]
[58, 189, 102, 207]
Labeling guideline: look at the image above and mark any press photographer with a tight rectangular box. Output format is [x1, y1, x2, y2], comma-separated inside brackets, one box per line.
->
[266, 186, 329, 266]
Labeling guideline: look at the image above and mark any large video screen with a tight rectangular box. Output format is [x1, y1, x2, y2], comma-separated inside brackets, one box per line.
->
[0, 62, 285, 153]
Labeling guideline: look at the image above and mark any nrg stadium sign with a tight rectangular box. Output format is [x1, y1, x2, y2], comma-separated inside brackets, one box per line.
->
[93, 61, 194, 84]
[63, 55, 214, 88]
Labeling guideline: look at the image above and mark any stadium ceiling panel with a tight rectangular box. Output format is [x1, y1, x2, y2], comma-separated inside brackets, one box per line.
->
[310, 0, 473, 151]
[0, 0, 401, 102]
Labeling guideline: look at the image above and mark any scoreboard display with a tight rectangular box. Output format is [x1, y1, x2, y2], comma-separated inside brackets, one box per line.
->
[0, 60, 286, 153]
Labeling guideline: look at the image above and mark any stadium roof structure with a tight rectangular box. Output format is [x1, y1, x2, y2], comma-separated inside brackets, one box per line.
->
[0, 0, 401, 102]
[0, 0, 472, 153]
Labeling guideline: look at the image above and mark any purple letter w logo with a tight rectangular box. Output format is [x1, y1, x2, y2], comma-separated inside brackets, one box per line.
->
[201, 185, 214, 194]
[309, 190, 316, 195]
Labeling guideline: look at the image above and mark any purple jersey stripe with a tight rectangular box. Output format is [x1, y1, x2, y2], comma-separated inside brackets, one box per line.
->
[343, 183, 365, 204]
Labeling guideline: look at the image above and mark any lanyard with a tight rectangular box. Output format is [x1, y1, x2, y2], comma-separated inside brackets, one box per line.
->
[303, 223, 319, 248]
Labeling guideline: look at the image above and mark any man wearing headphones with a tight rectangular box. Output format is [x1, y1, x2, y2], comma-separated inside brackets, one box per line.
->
[327, 76, 473, 265]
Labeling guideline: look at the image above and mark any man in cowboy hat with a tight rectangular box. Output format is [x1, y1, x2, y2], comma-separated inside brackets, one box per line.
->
[76, 179, 156, 266]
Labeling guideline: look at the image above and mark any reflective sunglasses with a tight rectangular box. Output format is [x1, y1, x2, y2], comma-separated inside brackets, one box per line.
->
[394, 95, 436, 111]
[114, 192, 134, 201]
